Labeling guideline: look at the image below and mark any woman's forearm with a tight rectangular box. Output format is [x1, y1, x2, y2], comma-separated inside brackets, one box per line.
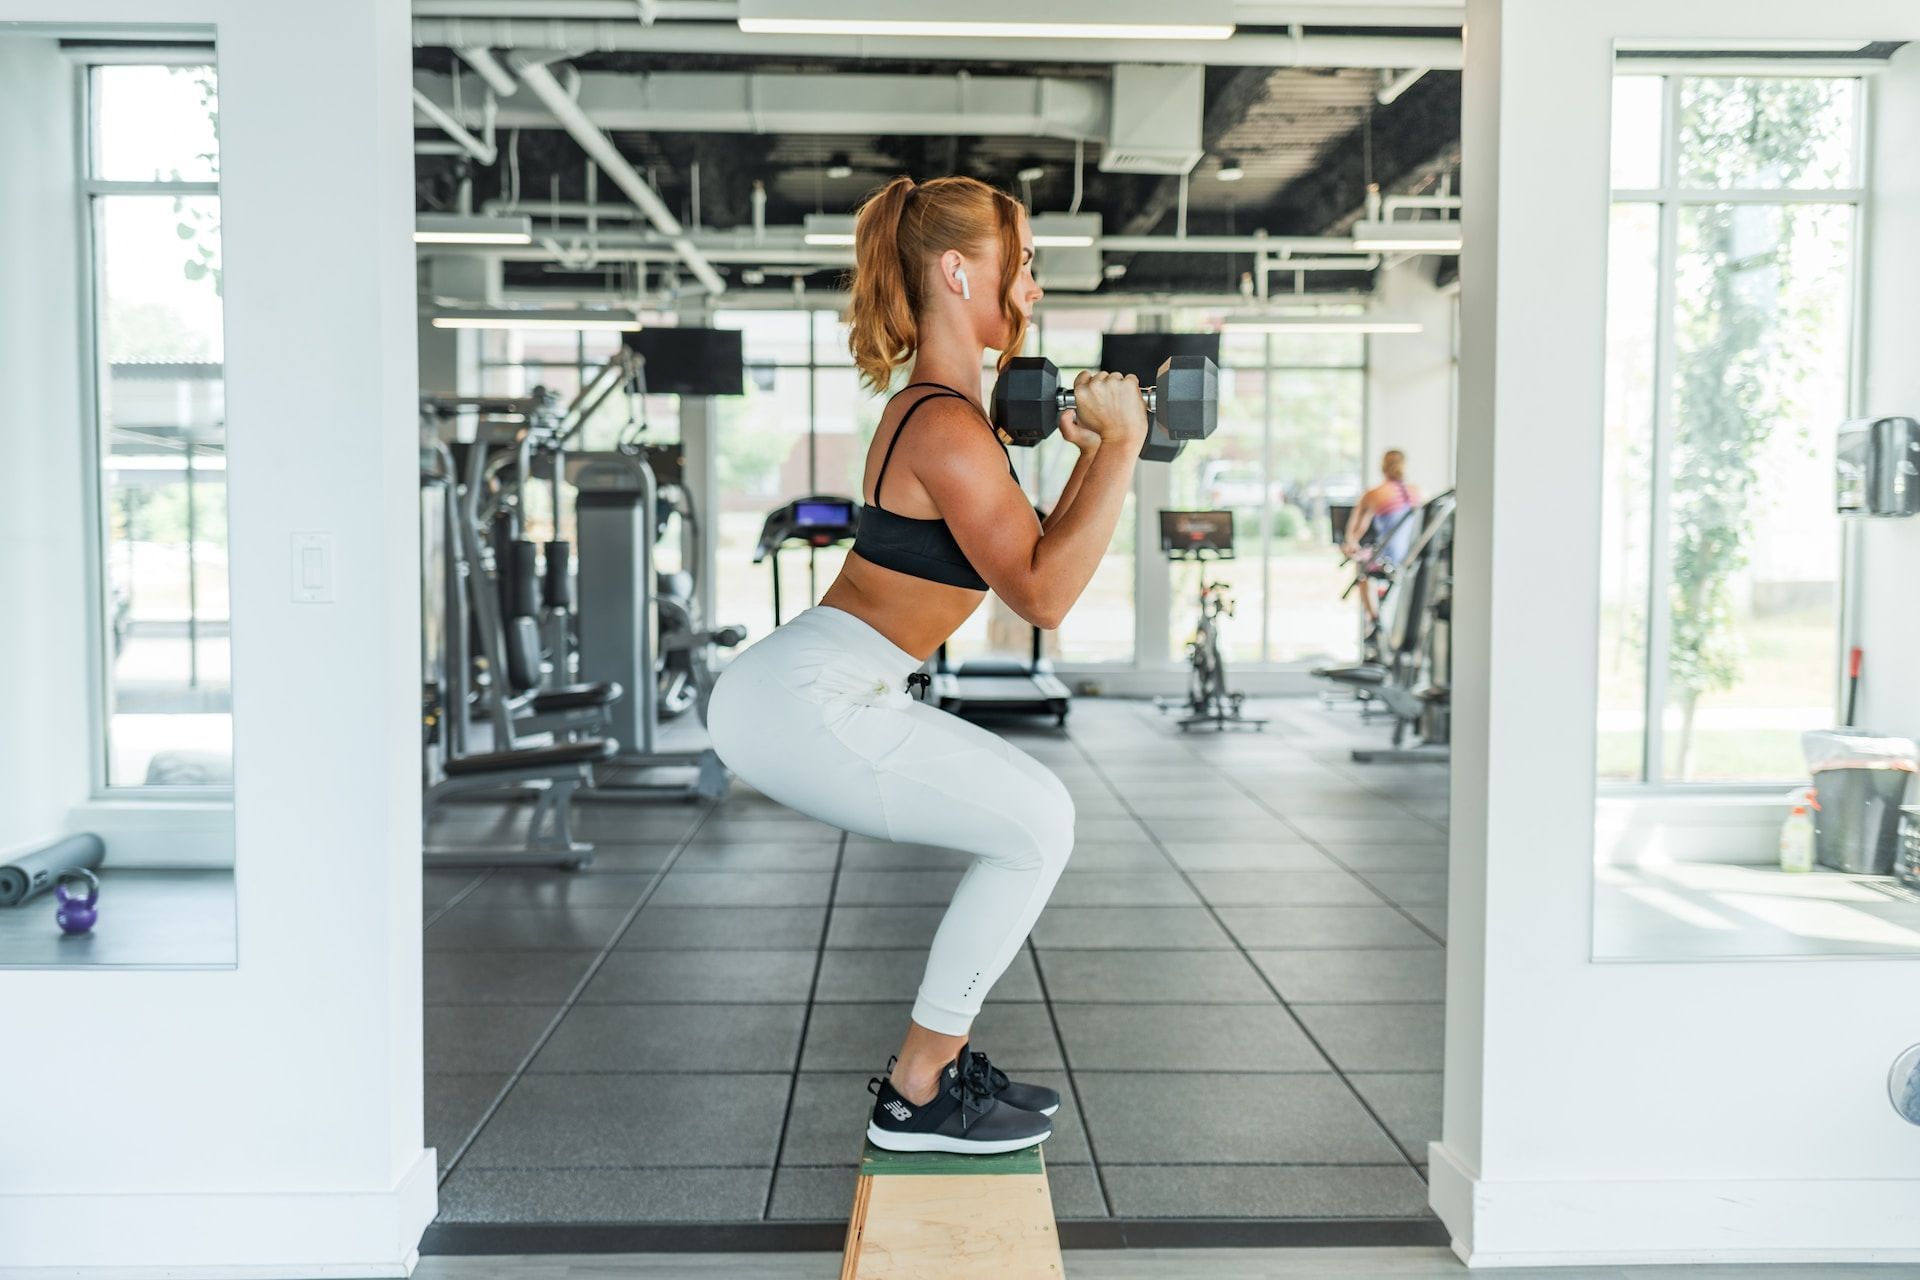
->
[1042, 445, 1101, 533]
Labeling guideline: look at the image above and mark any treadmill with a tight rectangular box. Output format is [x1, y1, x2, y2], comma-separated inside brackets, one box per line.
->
[932, 618, 1071, 727]
[752, 495, 861, 624]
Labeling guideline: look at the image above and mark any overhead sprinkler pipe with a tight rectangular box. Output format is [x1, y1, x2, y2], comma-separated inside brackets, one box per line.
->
[508, 55, 727, 294]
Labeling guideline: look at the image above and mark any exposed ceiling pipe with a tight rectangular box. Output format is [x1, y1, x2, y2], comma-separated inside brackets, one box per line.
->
[415, 0, 1466, 25]
[507, 54, 727, 294]
[1376, 66, 1429, 104]
[497, 286, 1379, 311]
[411, 19, 1463, 71]
[412, 69, 1107, 140]
[750, 181, 767, 243]
[448, 220, 1405, 259]
[411, 86, 497, 166]
[457, 46, 517, 97]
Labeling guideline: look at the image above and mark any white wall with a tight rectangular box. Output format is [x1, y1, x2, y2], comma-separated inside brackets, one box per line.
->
[1851, 43, 1920, 740]
[1368, 258, 1458, 494]
[0, 38, 93, 863]
[1441, 1, 1920, 1267]
[0, 4, 431, 1276]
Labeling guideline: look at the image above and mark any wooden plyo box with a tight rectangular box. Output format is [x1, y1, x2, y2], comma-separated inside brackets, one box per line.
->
[840, 1140, 1065, 1279]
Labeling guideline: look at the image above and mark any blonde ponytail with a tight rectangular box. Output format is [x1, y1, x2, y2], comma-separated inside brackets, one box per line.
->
[844, 174, 1028, 394]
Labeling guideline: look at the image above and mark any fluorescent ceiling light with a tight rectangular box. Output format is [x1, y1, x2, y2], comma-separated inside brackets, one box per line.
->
[1032, 234, 1096, 248]
[1225, 318, 1425, 335]
[416, 213, 534, 246]
[803, 213, 855, 246]
[1349, 219, 1463, 253]
[738, 0, 1232, 40]
[1615, 37, 1872, 53]
[432, 306, 641, 332]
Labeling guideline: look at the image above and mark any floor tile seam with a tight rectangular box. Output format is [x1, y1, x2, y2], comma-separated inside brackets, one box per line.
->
[1026, 936, 1118, 1218]
[1067, 734, 1431, 1177]
[433, 802, 720, 1188]
[1214, 765, 1447, 949]
[423, 870, 498, 932]
[761, 830, 848, 1220]
[491, 1067, 1384, 1076]
[448, 1160, 1425, 1173]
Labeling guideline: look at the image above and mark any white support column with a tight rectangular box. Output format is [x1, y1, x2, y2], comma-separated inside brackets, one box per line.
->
[0, 1, 432, 1273]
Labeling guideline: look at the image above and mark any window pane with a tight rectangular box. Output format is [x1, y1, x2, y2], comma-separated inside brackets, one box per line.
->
[1597, 204, 1659, 781]
[715, 309, 809, 364]
[93, 65, 219, 182]
[812, 310, 854, 364]
[1269, 369, 1364, 664]
[1678, 77, 1858, 190]
[1269, 330, 1364, 368]
[97, 195, 230, 786]
[1038, 311, 1111, 371]
[482, 329, 583, 364]
[714, 367, 813, 646]
[1611, 75, 1664, 189]
[1662, 202, 1851, 782]
[1168, 368, 1268, 665]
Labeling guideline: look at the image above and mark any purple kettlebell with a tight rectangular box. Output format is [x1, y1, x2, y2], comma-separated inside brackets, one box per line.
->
[55, 869, 100, 935]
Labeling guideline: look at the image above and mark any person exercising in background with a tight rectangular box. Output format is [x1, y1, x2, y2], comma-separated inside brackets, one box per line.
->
[1341, 450, 1422, 624]
[704, 175, 1148, 1155]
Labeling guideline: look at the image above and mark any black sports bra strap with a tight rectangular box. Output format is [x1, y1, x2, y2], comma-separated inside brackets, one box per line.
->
[871, 389, 967, 511]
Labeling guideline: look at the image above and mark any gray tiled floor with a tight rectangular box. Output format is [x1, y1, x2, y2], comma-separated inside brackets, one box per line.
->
[423, 696, 1449, 1227]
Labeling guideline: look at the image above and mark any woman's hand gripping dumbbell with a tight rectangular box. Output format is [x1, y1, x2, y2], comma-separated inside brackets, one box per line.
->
[991, 355, 1221, 461]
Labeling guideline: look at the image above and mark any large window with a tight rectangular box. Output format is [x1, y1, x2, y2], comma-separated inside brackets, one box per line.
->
[1167, 327, 1366, 666]
[1600, 73, 1862, 784]
[88, 63, 231, 788]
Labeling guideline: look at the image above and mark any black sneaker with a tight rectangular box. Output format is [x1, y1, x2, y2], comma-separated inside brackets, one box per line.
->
[866, 1048, 1052, 1155]
[964, 1044, 1060, 1117]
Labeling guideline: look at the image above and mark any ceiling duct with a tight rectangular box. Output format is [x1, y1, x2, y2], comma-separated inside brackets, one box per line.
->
[412, 69, 1107, 140]
[1098, 65, 1204, 175]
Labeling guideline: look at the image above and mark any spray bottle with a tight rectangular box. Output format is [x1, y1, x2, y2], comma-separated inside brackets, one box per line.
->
[1780, 788, 1818, 873]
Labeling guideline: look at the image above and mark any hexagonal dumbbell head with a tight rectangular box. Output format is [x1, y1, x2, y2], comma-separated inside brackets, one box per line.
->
[1154, 355, 1219, 441]
[1139, 414, 1186, 463]
[990, 357, 1064, 448]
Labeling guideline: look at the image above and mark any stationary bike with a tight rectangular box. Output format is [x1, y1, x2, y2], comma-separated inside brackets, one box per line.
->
[1155, 510, 1267, 733]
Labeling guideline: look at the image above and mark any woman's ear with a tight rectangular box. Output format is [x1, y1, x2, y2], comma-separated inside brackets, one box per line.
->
[938, 249, 967, 298]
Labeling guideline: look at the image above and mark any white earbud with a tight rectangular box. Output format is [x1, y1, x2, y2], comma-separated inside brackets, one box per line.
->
[955, 267, 971, 300]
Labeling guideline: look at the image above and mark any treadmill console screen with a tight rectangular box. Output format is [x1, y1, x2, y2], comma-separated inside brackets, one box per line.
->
[795, 500, 856, 529]
[1159, 509, 1235, 557]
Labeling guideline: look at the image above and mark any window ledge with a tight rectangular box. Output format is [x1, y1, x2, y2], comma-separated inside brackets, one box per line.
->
[65, 797, 234, 870]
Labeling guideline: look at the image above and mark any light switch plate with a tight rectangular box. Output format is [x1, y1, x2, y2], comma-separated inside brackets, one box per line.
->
[291, 532, 334, 603]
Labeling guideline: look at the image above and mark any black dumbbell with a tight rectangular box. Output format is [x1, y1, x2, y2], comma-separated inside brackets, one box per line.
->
[991, 355, 1219, 460]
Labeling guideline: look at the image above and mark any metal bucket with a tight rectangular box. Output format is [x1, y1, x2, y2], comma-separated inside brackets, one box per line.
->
[1810, 767, 1913, 874]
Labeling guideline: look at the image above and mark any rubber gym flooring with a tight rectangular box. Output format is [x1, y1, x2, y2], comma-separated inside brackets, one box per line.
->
[420, 695, 1449, 1243]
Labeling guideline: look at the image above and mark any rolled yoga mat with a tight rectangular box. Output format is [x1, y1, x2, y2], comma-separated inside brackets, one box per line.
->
[0, 834, 105, 907]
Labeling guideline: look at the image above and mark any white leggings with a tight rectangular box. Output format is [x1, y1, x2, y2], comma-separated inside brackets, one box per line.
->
[704, 606, 1075, 1036]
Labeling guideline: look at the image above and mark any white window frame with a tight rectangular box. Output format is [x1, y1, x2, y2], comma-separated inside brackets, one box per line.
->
[75, 53, 230, 799]
[1607, 67, 1870, 792]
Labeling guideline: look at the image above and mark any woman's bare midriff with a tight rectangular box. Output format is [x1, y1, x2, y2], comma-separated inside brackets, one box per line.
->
[818, 553, 985, 664]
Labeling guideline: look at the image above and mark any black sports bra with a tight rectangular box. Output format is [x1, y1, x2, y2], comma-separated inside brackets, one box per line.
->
[850, 382, 1015, 590]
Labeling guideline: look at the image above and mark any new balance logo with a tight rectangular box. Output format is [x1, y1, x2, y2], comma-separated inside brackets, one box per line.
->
[883, 1100, 913, 1122]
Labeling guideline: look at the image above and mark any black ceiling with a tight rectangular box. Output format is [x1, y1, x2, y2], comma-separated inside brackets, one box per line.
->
[411, 46, 1461, 297]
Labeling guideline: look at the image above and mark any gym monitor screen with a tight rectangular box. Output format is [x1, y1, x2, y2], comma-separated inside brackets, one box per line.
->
[1097, 332, 1222, 386]
[1159, 508, 1235, 554]
[794, 500, 856, 529]
[621, 327, 746, 396]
